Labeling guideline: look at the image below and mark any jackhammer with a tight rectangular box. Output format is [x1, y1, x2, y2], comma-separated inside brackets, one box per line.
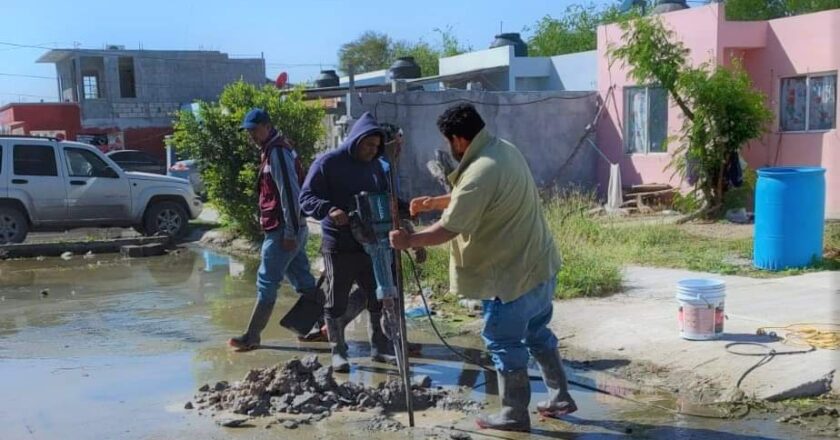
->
[349, 189, 415, 426]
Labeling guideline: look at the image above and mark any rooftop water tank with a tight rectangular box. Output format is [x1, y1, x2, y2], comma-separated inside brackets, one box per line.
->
[388, 57, 422, 80]
[315, 70, 340, 88]
[652, 0, 689, 14]
[490, 33, 528, 57]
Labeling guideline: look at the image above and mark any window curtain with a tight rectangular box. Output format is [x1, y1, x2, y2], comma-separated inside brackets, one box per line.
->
[809, 75, 837, 131]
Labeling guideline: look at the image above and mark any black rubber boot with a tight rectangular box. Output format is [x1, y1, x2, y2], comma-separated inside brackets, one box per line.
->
[326, 316, 350, 373]
[341, 287, 368, 326]
[476, 370, 531, 432]
[228, 301, 274, 352]
[533, 349, 578, 418]
[368, 311, 396, 364]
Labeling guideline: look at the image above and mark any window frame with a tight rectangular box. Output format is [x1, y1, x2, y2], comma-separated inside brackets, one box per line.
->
[63, 147, 119, 179]
[82, 72, 100, 100]
[779, 71, 837, 133]
[13, 144, 59, 177]
[623, 85, 669, 155]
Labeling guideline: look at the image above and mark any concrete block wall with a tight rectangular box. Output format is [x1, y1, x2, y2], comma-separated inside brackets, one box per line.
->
[348, 90, 600, 199]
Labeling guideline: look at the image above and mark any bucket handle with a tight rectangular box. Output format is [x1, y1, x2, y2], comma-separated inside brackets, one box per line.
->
[692, 294, 714, 309]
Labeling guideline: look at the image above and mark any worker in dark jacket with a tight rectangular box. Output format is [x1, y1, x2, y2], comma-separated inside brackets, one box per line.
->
[333, 123, 425, 356]
[228, 108, 320, 351]
[299, 112, 393, 372]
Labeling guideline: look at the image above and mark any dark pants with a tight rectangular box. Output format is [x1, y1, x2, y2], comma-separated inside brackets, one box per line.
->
[323, 251, 381, 320]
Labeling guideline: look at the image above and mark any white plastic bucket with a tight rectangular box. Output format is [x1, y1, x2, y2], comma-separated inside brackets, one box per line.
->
[676, 278, 726, 340]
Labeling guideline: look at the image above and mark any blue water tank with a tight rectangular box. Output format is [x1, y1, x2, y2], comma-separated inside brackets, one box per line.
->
[754, 167, 826, 270]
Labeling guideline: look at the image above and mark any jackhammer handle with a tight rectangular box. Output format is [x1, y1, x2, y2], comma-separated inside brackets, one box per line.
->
[409, 195, 451, 217]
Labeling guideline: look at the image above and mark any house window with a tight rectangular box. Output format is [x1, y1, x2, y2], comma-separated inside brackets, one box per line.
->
[118, 56, 136, 98]
[780, 73, 836, 132]
[624, 86, 668, 154]
[83, 73, 100, 99]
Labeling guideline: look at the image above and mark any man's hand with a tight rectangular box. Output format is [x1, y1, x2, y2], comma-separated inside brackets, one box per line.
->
[409, 197, 433, 217]
[329, 208, 349, 226]
[389, 229, 412, 250]
[282, 238, 297, 251]
[409, 195, 451, 217]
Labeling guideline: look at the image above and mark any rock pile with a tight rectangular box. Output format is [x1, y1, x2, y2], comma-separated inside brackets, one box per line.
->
[188, 355, 482, 427]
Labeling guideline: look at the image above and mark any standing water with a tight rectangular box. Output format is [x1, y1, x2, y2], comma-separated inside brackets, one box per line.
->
[0, 248, 815, 439]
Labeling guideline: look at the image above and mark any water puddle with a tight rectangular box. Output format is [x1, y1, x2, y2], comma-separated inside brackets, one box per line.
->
[0, 248, 815, 439]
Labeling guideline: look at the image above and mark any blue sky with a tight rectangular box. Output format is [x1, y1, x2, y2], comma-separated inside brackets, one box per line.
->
[0, 0, 613, 105]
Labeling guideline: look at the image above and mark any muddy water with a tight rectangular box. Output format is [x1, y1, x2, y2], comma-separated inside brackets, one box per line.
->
[0, 248, 818, 440]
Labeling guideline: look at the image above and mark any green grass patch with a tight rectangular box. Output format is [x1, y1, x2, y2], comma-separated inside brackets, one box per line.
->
[303, 203, 839, 303]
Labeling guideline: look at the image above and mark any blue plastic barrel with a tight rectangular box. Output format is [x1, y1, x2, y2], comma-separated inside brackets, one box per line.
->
[754, 167, 825, 270]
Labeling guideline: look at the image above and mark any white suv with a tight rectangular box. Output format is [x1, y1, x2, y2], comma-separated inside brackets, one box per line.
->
[0, 136, 203, 244]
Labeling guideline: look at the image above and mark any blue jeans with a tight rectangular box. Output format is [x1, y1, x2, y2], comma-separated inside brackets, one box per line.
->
[256, 227, 317, 305]
[481, 276, 559, 373]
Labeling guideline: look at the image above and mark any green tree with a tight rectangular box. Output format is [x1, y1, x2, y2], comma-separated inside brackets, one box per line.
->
[338, 28, 469, 76]
[436, 26, 472, 57]
[726, 0, 840, 20]
[338, 31, 393, 74]
[526, 2, 642, 56]
[172, 81, 325, 240]
[610, 16, 772, 216]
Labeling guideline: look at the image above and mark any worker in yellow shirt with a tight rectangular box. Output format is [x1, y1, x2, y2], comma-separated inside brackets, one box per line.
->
[390, 103, 577, 432]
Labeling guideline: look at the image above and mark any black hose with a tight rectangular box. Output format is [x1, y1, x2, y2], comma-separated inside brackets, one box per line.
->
[724, 342, 815, 390]
[402, 251, 755, 420]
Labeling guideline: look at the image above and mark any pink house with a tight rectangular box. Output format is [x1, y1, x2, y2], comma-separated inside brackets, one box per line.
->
[597, 4, 839, 218]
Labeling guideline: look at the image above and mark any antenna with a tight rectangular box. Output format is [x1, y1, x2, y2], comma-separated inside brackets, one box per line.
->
[500, 21, 503, 34]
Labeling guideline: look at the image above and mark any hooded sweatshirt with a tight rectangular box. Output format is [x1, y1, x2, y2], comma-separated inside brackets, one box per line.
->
[300, 112, 387, 253]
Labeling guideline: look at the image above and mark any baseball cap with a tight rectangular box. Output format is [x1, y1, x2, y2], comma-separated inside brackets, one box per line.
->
[240, 108, 270, 130]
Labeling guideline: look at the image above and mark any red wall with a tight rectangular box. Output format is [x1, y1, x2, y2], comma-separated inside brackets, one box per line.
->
[0, 103, 82, 140]
[124, 127, 172, 160]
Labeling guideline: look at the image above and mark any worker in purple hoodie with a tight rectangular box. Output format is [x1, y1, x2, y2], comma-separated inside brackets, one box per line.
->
[299, 112, 394, 372]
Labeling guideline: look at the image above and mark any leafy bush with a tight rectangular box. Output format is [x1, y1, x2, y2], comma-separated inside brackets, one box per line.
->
[173, 82, 325, 240]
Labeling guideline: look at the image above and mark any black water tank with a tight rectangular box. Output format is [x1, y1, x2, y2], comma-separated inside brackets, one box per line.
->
[315, 70, 339, 88]
[490, 33, 528, 57]
[389, 57, 422, 80]
[652, 0, 688, 14]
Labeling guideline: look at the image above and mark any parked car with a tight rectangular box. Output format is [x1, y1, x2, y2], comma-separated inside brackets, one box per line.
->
[0, 136, 203, 244]
[169, 159, 206, 199]
[107, 149, 167, 175]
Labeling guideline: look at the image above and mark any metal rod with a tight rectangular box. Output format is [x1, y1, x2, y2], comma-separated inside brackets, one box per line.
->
[385, 144, 414, 427]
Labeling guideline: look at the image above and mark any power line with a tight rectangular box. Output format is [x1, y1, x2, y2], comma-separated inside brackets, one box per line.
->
[0, 91, 54, 98]
[0, 72, 56, 80]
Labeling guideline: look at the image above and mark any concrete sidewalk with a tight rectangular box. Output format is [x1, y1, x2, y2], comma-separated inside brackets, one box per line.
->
[550, 266, 839, 401]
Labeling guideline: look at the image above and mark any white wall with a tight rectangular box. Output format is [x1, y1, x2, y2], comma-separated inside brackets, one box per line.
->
[439, 46, 513, 75]
[549, 51, 597, 91]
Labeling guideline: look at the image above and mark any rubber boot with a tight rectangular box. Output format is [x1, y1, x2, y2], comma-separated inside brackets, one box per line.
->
[533, 349, 578, 418]
[228, 301, 274, 352]
[476, 369, 531, 432]
[326, 316, 350, 373]
[368, 311, 396, 364]
[341, 287, 367, 326]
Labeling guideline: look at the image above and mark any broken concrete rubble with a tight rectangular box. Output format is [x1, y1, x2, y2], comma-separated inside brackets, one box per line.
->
[193, 355, 483, 430]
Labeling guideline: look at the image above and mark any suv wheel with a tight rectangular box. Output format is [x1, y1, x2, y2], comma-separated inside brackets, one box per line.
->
[0, 206, 28, 244]
[143, 201, 188, 239]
